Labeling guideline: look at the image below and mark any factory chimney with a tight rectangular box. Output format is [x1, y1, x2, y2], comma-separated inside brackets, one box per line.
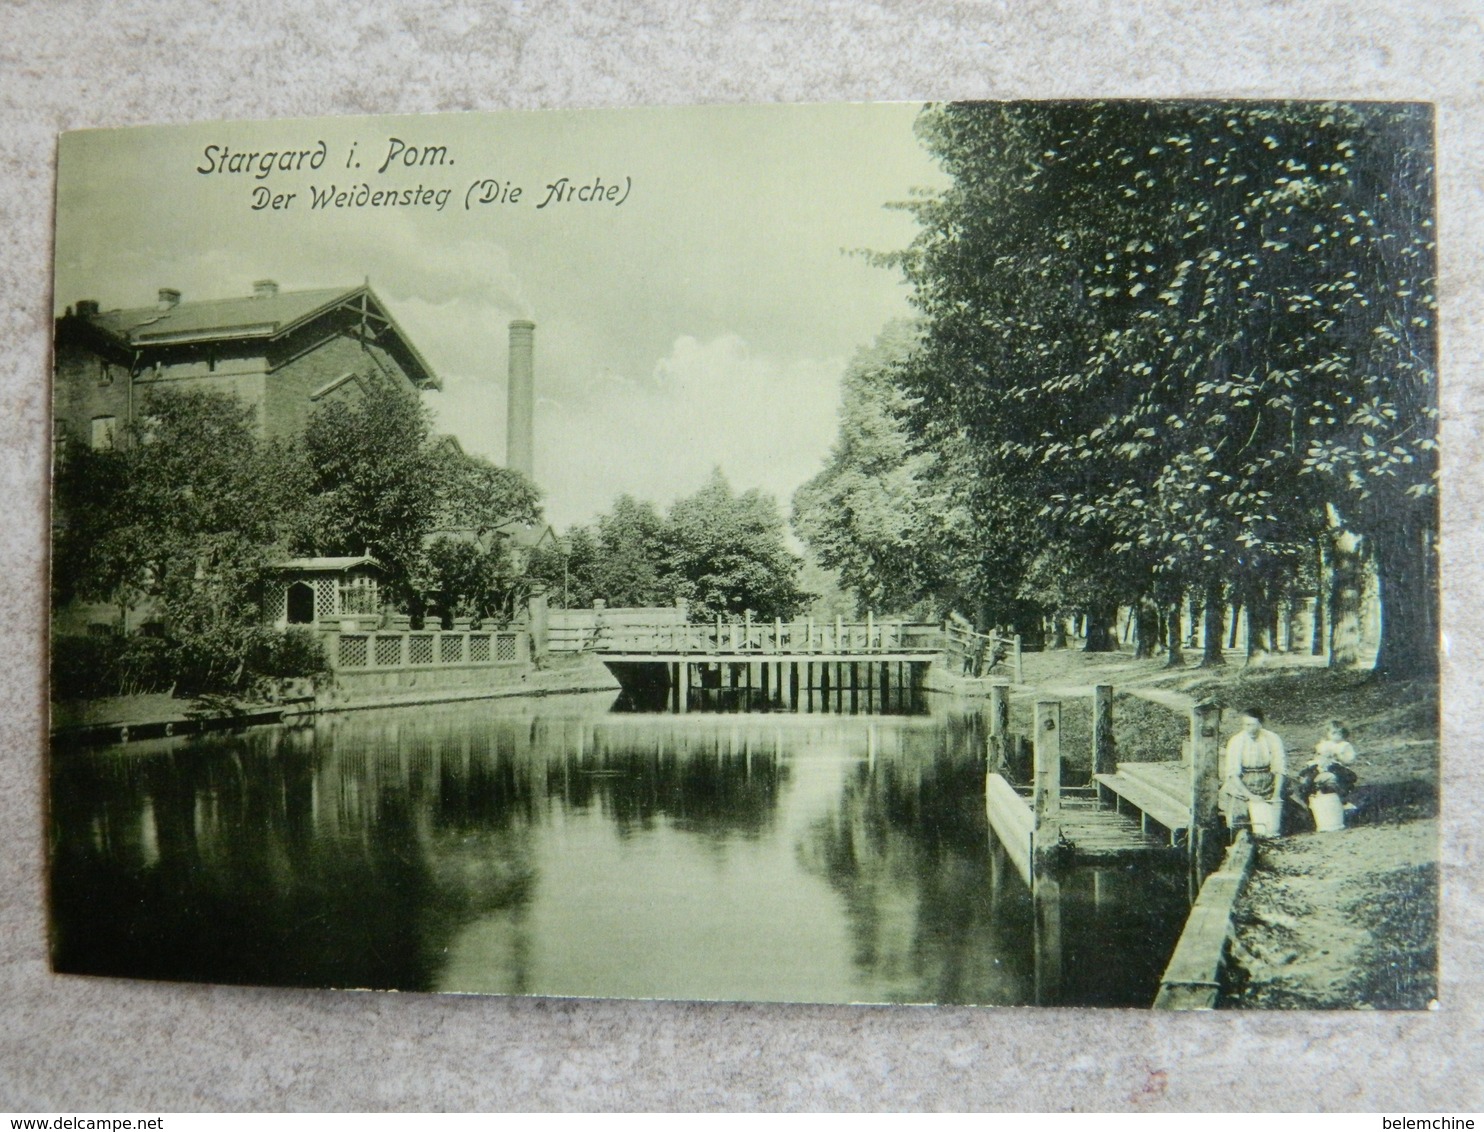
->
[506, 319, 535, 481]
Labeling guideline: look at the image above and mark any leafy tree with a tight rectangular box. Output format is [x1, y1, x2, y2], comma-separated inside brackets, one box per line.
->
[549, 473, 809, 620]
[428, 442, 542, 539]
[298, 374, 439, 598]
[52, 388, 307, 692]
[891, 101, 1437, 674]
[419, 536, 528, 626]
[792, 321, 950, 618]
[593, 495, 670, 607]
[527, 526, 599, 610]
[665, 469, 808, 620]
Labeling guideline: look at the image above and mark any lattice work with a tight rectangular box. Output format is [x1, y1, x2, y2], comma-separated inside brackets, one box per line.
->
[315, 578, 338, 620]
[496, 633, 518, 661]
[440, 634, 464, 663]
[409, 634, 434, 665]
[270, 587, 288, 623]
[375, 636, 403, 666]
[338, 635, 369, 667]
[469, 634, 491, 663]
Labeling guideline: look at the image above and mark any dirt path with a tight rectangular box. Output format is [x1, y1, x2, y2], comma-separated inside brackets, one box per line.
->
[1228, 820, 1439, 1008]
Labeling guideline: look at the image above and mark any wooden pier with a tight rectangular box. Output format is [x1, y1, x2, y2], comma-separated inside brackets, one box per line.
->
[984, 687, 1227, 888]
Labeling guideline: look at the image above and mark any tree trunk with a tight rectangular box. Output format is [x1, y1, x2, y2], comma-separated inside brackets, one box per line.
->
[1329, 531, 1364, 669]
[1083, 602, 1119, 652]
[1371, 515, 1440, 680]
[1311, 538, 1326, 656]
[1166, 598, 1185, 668]
[1227, 598, 1242, 649]
[1050, 616, 1068, 650]
[1201, 580, 1226, 666]
[1133, 597, 1159, 659]
[1245, 579, 1274, 667]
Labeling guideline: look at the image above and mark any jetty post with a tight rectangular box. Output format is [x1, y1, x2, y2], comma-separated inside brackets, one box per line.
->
[1189, 702, 1223, 872]
[1093, 683, 1116, 777]
[1032, 699, 1062, 874]
[1031, 698, 1064, 1004]
[988, 682, 1011, 773]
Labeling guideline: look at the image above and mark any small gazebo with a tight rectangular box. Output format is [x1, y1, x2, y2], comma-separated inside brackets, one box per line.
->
[269, 556, 383, 629]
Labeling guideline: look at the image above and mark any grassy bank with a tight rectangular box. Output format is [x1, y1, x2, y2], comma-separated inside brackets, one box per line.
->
[1013, 647, 1440, 1009]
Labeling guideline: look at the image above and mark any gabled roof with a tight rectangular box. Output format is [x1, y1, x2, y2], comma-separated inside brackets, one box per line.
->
[273, 556, 382, 573]
[66, 284, 440, 390]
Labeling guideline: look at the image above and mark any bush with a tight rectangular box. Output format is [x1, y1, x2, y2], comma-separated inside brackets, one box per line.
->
[251, 627, 331, 682]
[51, 633, 178, 699]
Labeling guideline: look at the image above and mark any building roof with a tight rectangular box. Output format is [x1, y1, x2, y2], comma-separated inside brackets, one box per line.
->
[273, 556, 382, 573]
[66, 284, 440, 390]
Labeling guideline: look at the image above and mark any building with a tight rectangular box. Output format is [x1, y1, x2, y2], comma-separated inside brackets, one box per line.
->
[53, 280, 440, 449]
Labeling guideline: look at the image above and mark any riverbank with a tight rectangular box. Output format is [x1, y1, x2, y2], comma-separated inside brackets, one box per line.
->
[51, 653, 622, 740]
[1014, 647, 1440, 1009]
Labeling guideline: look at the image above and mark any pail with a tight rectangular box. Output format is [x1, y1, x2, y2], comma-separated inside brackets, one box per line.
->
[1309, 791, 1345, 832]
[1247, 798, 1280, 837]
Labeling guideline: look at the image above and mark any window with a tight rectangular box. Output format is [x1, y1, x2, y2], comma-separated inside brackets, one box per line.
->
[97, 358, 113, 386]
[90, 416, 116, 451]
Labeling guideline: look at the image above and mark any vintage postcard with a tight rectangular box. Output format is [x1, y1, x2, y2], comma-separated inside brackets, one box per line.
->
[48, 102, 1438, 1008]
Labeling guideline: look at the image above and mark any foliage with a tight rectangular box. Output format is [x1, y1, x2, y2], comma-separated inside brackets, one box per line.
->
[248, 627, 331, 683]
[791, 321, 951, 618]
[51, 633, 176, 700]
[550, 472, 809, 620]
[298, 374, 439, 597]
[52, 378, 549, 698]
[665, 469, 809, 620]
[878, 100, 1436, 671]
[428, 442, 542, 539]
[419, 536, 527, 625]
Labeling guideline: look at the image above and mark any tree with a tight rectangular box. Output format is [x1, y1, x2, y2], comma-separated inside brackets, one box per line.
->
[419, 536, 527, 625]
[298, 374, 439, 599]
[428, 442, 542, 539]
[890, 101, 1437, 675]
[593, 495, 670, 607]
[665, 469, 809, 620]
[53, 388, 302, 692]
[792, 321, 947, 617]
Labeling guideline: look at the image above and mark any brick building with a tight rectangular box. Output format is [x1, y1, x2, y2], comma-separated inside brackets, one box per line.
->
[53, 280, 440, 449]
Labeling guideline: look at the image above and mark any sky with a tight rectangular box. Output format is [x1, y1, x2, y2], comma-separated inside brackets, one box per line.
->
[54, 104, 947, 530]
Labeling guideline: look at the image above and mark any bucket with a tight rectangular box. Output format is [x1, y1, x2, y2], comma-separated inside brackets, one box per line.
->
[1309, 791, 1345, 832]
[1247, 798, 1280, 837]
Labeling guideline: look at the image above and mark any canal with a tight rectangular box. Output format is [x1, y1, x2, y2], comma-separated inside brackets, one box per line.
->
[50, 686, 1190, 1005]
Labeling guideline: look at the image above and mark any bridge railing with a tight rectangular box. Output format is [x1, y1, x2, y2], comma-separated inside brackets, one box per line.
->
[943, 618, 1024, 683]
[595, 618, 945, 655]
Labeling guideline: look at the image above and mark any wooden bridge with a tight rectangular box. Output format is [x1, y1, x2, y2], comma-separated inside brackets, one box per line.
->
[591, 615, 1023, 706]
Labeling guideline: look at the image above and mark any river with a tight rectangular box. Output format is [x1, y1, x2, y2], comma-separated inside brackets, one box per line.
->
[49, 686, 1189, 1005]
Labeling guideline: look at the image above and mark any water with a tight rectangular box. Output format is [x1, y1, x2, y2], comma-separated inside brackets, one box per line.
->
[49, 688, 1189, 1005]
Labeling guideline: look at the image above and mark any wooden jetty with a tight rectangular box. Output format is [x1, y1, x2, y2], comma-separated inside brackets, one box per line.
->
[984, 685, 1226, 888]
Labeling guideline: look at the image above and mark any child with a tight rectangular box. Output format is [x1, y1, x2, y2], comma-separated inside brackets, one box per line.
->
[1294, 720, 1359, 823]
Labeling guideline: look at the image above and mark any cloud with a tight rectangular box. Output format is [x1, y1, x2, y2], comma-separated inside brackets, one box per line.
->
[480, 332, 845, 529]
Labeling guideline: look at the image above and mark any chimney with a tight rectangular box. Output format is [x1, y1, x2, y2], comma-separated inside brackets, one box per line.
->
[158, 288, 181, 309]
[507, 320, 535, 481]
[252, 279, 279, 298]
[75, 300, 100, 317]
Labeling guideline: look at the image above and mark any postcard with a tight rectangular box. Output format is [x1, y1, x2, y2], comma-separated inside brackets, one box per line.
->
[48, 101, 1438, 1008]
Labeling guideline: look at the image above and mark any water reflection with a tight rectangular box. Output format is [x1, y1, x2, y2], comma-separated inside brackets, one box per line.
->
[50, 691, 1185, 1004]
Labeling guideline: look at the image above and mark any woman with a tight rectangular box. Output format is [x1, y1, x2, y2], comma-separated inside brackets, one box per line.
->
[1218, 706, 1286, 836]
